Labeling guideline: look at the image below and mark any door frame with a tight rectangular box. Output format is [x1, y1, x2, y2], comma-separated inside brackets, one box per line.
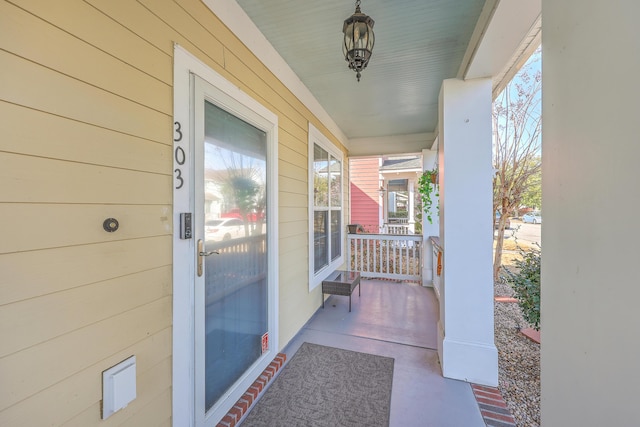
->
[172, 44, 279, 426]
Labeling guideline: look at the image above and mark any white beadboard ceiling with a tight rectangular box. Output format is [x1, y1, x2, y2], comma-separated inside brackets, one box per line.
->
[236, 0, 486, 140]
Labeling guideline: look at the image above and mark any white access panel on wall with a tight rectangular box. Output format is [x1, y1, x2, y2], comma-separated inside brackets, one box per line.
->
[102, 355, 137, 419]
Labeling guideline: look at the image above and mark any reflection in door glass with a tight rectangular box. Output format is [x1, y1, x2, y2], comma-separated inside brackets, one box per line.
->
[202, 101, 268, 411]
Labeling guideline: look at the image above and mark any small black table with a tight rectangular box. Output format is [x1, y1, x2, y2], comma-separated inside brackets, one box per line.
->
[322, 270, 361, 312]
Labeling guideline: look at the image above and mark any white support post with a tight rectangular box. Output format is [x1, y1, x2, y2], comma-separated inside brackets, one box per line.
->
[437, 78, 497, 386]
[421, 149, 439, 286]
[408, 180, 415, 233]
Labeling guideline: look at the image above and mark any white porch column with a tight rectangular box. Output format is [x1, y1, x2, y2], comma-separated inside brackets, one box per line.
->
[408, 180, 415, 233]
[421, 149, 439, 286]
[437, 78, 497, 386]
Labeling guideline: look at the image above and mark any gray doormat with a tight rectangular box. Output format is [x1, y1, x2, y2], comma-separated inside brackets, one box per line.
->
[241, 342, 394, 427]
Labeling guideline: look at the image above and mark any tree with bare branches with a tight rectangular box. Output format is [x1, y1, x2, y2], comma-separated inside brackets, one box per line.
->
[493, 49, 542, 282]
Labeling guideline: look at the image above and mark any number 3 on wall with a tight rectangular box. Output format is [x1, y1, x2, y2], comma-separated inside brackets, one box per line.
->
[174, 168, 184, 189]
[174, 121, 183, 142]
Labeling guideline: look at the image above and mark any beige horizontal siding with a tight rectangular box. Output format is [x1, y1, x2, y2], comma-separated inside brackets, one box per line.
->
[280, 129, 309, 157]
[0, 152, 171, 204]
[279, 115, 309, 144]
[1, 2, 172, 424]
[278, 159, 307, 184]
[0, 2, 171, 115]
[0, 328, 171, 427]
[0, 51, 170, 143]
[119, 388, 173, 427]
[0, 266, 171, 358]
[0, 296, 171, 410]
[136, 0, 225, 65]
[1, 236, 172, 305]
[84, 0, 194, 58]
[279, 143, 308, 168]
[279, 206, 308, 225]
[14, 0, 173, 83]
[279, 175, 308, 195]
[277, 238, 311, 345]
[0, 204, 172, 254]
[280, 191, 309, 208]
[278, 219, 308, 239]
[1, 102, 172, 173]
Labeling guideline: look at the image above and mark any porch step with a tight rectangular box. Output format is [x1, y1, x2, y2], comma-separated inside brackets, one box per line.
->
[471, 384, 517, 427]
[216, 353, 287, 427]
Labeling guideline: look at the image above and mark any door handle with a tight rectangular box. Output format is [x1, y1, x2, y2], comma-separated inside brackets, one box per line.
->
[199, 250, 219, 257]
[197, 239, 219, 277]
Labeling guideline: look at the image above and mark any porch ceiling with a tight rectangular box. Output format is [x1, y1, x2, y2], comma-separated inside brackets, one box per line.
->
[236, 0, 484, 141]
[225, 0, 541, 154]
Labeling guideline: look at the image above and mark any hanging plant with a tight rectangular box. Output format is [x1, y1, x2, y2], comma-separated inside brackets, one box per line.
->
[418, 169, 439, 224]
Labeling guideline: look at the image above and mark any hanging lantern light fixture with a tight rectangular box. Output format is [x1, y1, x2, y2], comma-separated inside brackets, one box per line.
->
[342, 0, 375, 82]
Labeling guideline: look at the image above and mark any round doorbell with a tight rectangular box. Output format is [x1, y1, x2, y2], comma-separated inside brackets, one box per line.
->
[103, 218, 119, 232]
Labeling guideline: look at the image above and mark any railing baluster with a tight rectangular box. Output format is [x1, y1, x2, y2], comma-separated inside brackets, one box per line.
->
[412, 243, 415, 273]
[368, 237, 373, 273]
[385, 238, 390, 274]
[373, 237, 377, 274]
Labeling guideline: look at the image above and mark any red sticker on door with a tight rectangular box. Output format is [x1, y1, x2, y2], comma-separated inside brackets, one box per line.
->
[261, 332, 269, 354]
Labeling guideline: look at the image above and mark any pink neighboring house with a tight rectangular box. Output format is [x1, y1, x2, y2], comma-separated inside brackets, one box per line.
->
[349, 157, 381, 233]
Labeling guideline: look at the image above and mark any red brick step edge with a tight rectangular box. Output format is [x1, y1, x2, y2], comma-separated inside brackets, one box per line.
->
[520, 327, 541, 344]
[471, 384, 517, 427]
[494, 296, 519, 303]
[216, 353, 287, 427]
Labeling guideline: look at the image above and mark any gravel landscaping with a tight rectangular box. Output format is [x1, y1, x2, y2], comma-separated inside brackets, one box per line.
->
[495, 280, 541, 427]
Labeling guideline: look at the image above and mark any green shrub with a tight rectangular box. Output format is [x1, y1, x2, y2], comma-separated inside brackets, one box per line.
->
[502, 245, 541, 330]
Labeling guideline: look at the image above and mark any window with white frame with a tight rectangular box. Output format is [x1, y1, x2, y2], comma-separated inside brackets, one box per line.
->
[309, 124, 343, 290]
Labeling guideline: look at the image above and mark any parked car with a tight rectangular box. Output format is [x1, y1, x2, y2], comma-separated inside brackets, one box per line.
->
[205, 218, 245, 241]
[495, 211, 511, 230]
[522, 211, 542, 224]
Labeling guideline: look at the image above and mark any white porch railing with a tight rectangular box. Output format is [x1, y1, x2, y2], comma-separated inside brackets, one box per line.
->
[384, 218, 415, 234]
[384, 224, 412, 234]
[347, 233, 423, 281]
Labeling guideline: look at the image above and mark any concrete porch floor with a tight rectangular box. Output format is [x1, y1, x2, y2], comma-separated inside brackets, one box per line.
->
[277, 279, 486, 427]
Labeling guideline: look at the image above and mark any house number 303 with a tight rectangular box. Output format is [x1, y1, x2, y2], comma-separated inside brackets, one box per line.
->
[174, 121, 185, 189]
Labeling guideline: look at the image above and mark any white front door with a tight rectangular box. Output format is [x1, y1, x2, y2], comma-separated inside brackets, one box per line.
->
[173, 46, 278, 427]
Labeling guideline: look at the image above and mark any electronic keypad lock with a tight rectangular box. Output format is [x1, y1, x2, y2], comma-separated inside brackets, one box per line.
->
[180, 213, 192, 239]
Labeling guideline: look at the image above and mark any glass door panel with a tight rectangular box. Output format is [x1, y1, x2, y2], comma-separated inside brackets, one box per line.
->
[202, 100, 268, 412]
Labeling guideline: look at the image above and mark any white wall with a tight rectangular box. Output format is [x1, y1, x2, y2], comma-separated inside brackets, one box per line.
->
[541, 1, 640, 424]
